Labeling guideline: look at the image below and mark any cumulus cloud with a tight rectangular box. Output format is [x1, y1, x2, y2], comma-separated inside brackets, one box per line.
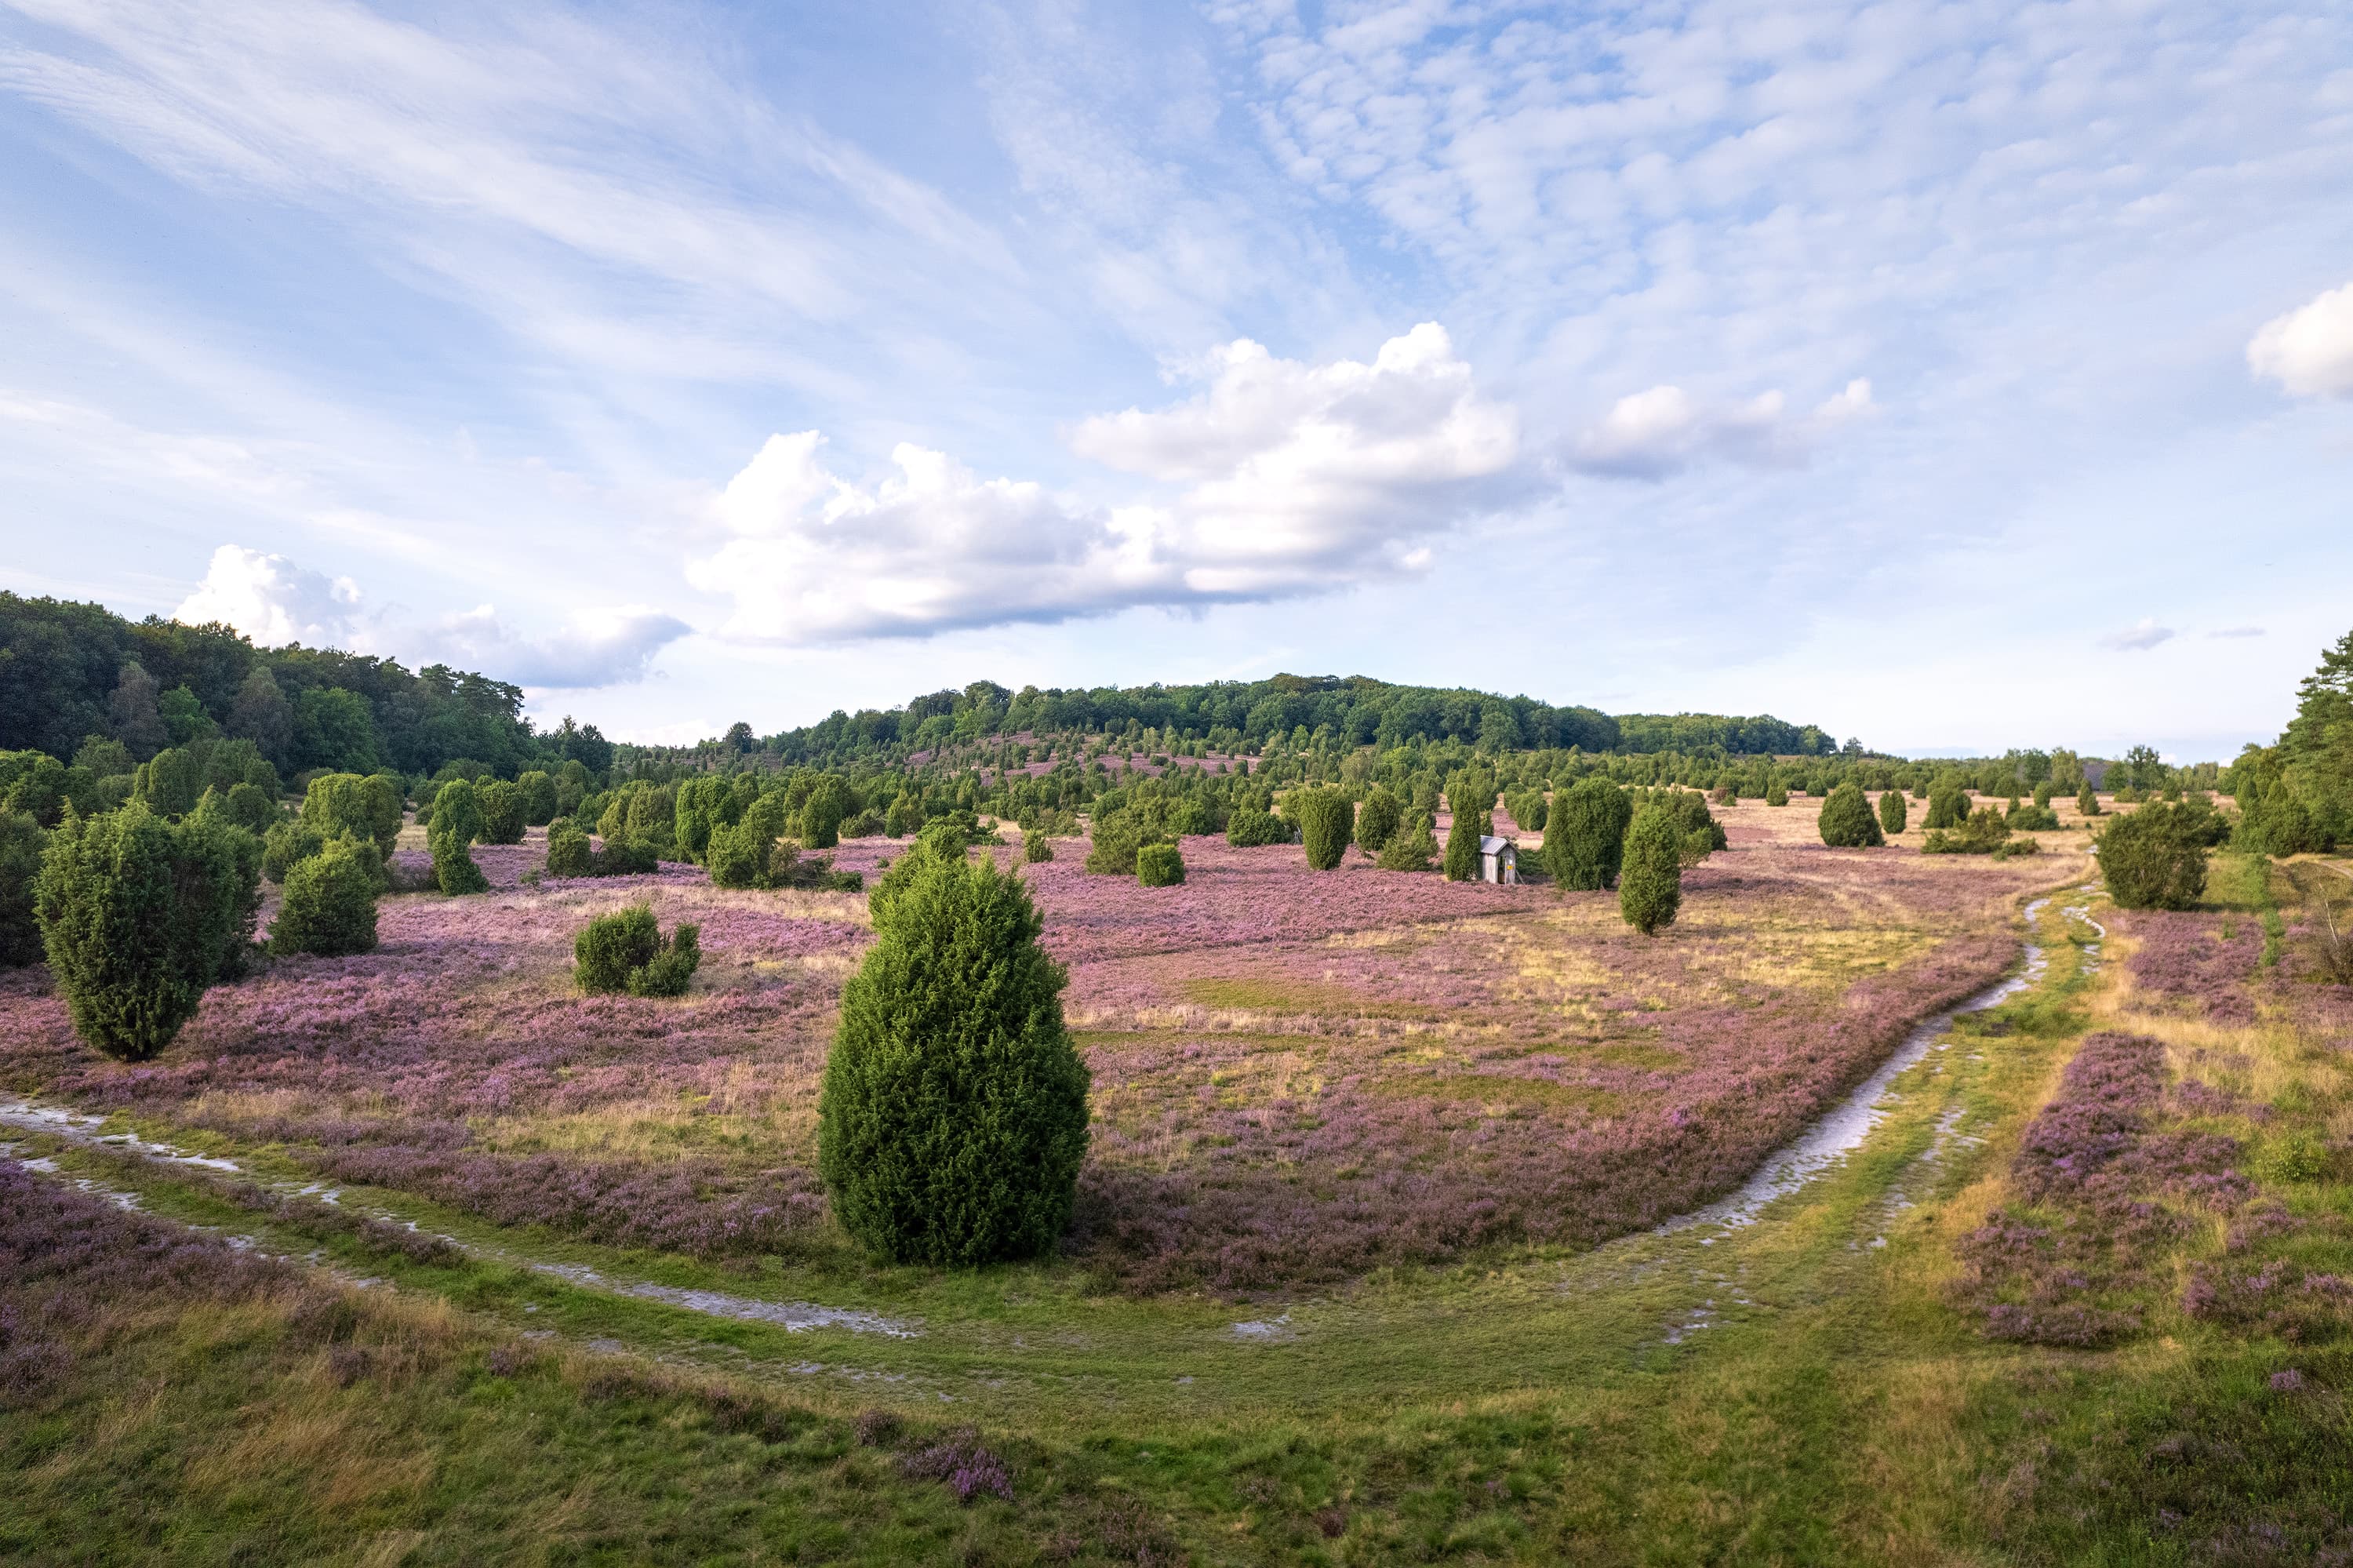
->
[174, 544, 365, 647]
[430, 603, 691, 689]
[2101, 618, 2177, 652]
[1571, 380, 1873, 479]
[2249, 282, 2353, 398]
[172, 543, 685, 686]
[690, 323, 1522, 641]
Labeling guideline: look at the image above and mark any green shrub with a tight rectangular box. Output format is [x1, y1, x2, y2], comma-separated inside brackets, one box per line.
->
[2078, 782, 2101, 817]
[0, 809, 45, 968]
[1136, 842, 1185, 886]
[1300, 788, 1354, 871]
[222, 780, 279, 835]
[271, 836, 380, 956]
[1225, 797, 1289, 847]
[1502, 788, 1548, 832]
[917, 818, 973, 862]
[1377, 814, 1438, 871]
[301, 773, 402, 860]
[597, 837, 659, 876]
[431, 828, 489, 895]
[516, 770, 559, 827]
[431, 777, 482, 846]
[1765, 780, 1789, 807]
[1441, 770, 1491, 883]
[1922, 808, 2032, 857]
[574, 904, 702, 996]
[1925, 782, 1967, 830]
[1818, 781, 1886, 848]
[475, 780, 526, 845]
[1355, 784, 1402, 856]
[1878, 788, 1907, 835]
[35, 799, 260, 1060]
[261, 817, 327, 883]
[1618, 807, 1684, 936]
[2006, 802, 2061, 831]
[1547, 778, 1632, 890]
[2099, 803, 2208, 911]
[817, 849, 1090, 1265]
[801, 777, 853, 850]
[1023, 828, 1054, 864]
[545, 824, 595, 879]
[1086, 813, 1154, 875]
[2032, 780, 2055, 809]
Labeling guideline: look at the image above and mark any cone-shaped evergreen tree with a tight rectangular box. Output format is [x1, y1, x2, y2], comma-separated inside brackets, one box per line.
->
[1355, 784, 1402, 857]
[819, 846, 1090, 1265]
[1546, 777, 1632, 889]
[1877, 787, 1907, 836]
[2078, 782, 2101, 817]
[1817, 781, 1886, 848]
[1618, 806, 1684, 935]
[1300, 788, 1354, 871]
[1442, 770, 1492, 882]
[428, 778, 490, 895]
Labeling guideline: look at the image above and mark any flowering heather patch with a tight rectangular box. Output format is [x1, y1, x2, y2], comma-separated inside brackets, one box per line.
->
[0, 828, 2064, 1292]
[0, 1159, 286, 1402]
[2121, 909, 2264, 1026]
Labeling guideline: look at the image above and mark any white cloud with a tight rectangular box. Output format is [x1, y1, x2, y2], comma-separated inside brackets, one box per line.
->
[1571, 380, 1873, 479]
[174, 544, 364, 647]
[171, 543, 686, 686]
[2209, 626, 2266, 639]
[691, 324, 1524, 640]
[2101, 618, 2177, 652]
[2249, 282, 2353, 398]
[430, 603, 691, 689]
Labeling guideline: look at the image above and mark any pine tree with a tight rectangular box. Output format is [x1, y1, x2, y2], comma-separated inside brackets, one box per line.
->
[1442, 769, 1491, 882]
[1618, 806, 1684, 936]
[818, 850, 1089, 1264]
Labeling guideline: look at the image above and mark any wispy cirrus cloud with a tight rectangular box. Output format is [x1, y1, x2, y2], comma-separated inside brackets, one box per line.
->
[2100, 619, 2177, 653]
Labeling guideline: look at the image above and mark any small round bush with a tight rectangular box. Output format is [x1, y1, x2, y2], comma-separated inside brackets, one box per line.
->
[1925, 783, 1968, 830]
[818, 849, 1090, 1265]
[261, 817, 325, 883]
[2078, 783, 2101, 817]
[1023, 828, 1053, 864]
[223, 780, 279, 835]
[2099, 804, 2208, 911]
[1818, 782, 1886, 848]
[272, 835, 380, 956]
[1878, 788, 1907, 835]
[1225, 800, 1287, 847]
[1136, 842, 1185, 886]
[1300, 788, 1353, 871]
[1765, 781, 1789, 807]
[1546, 777, 1631, 890]
[575, 903, 701, 995]
[1618, 806, 1684, 936]
[475, 780, 526, 845]
[545, 824, 595, 879]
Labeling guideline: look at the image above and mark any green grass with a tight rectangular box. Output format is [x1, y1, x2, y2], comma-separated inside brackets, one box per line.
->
[7, 876, 2349, 1563]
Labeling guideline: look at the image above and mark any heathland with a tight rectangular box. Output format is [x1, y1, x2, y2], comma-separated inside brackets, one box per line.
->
[2, 604, 2351, 1564]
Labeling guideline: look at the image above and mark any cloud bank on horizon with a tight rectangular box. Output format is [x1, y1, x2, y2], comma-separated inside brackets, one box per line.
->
[1, 0, 2349, 754]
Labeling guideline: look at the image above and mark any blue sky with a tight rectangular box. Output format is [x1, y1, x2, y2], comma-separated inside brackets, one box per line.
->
[2, 0, 2349, 759]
